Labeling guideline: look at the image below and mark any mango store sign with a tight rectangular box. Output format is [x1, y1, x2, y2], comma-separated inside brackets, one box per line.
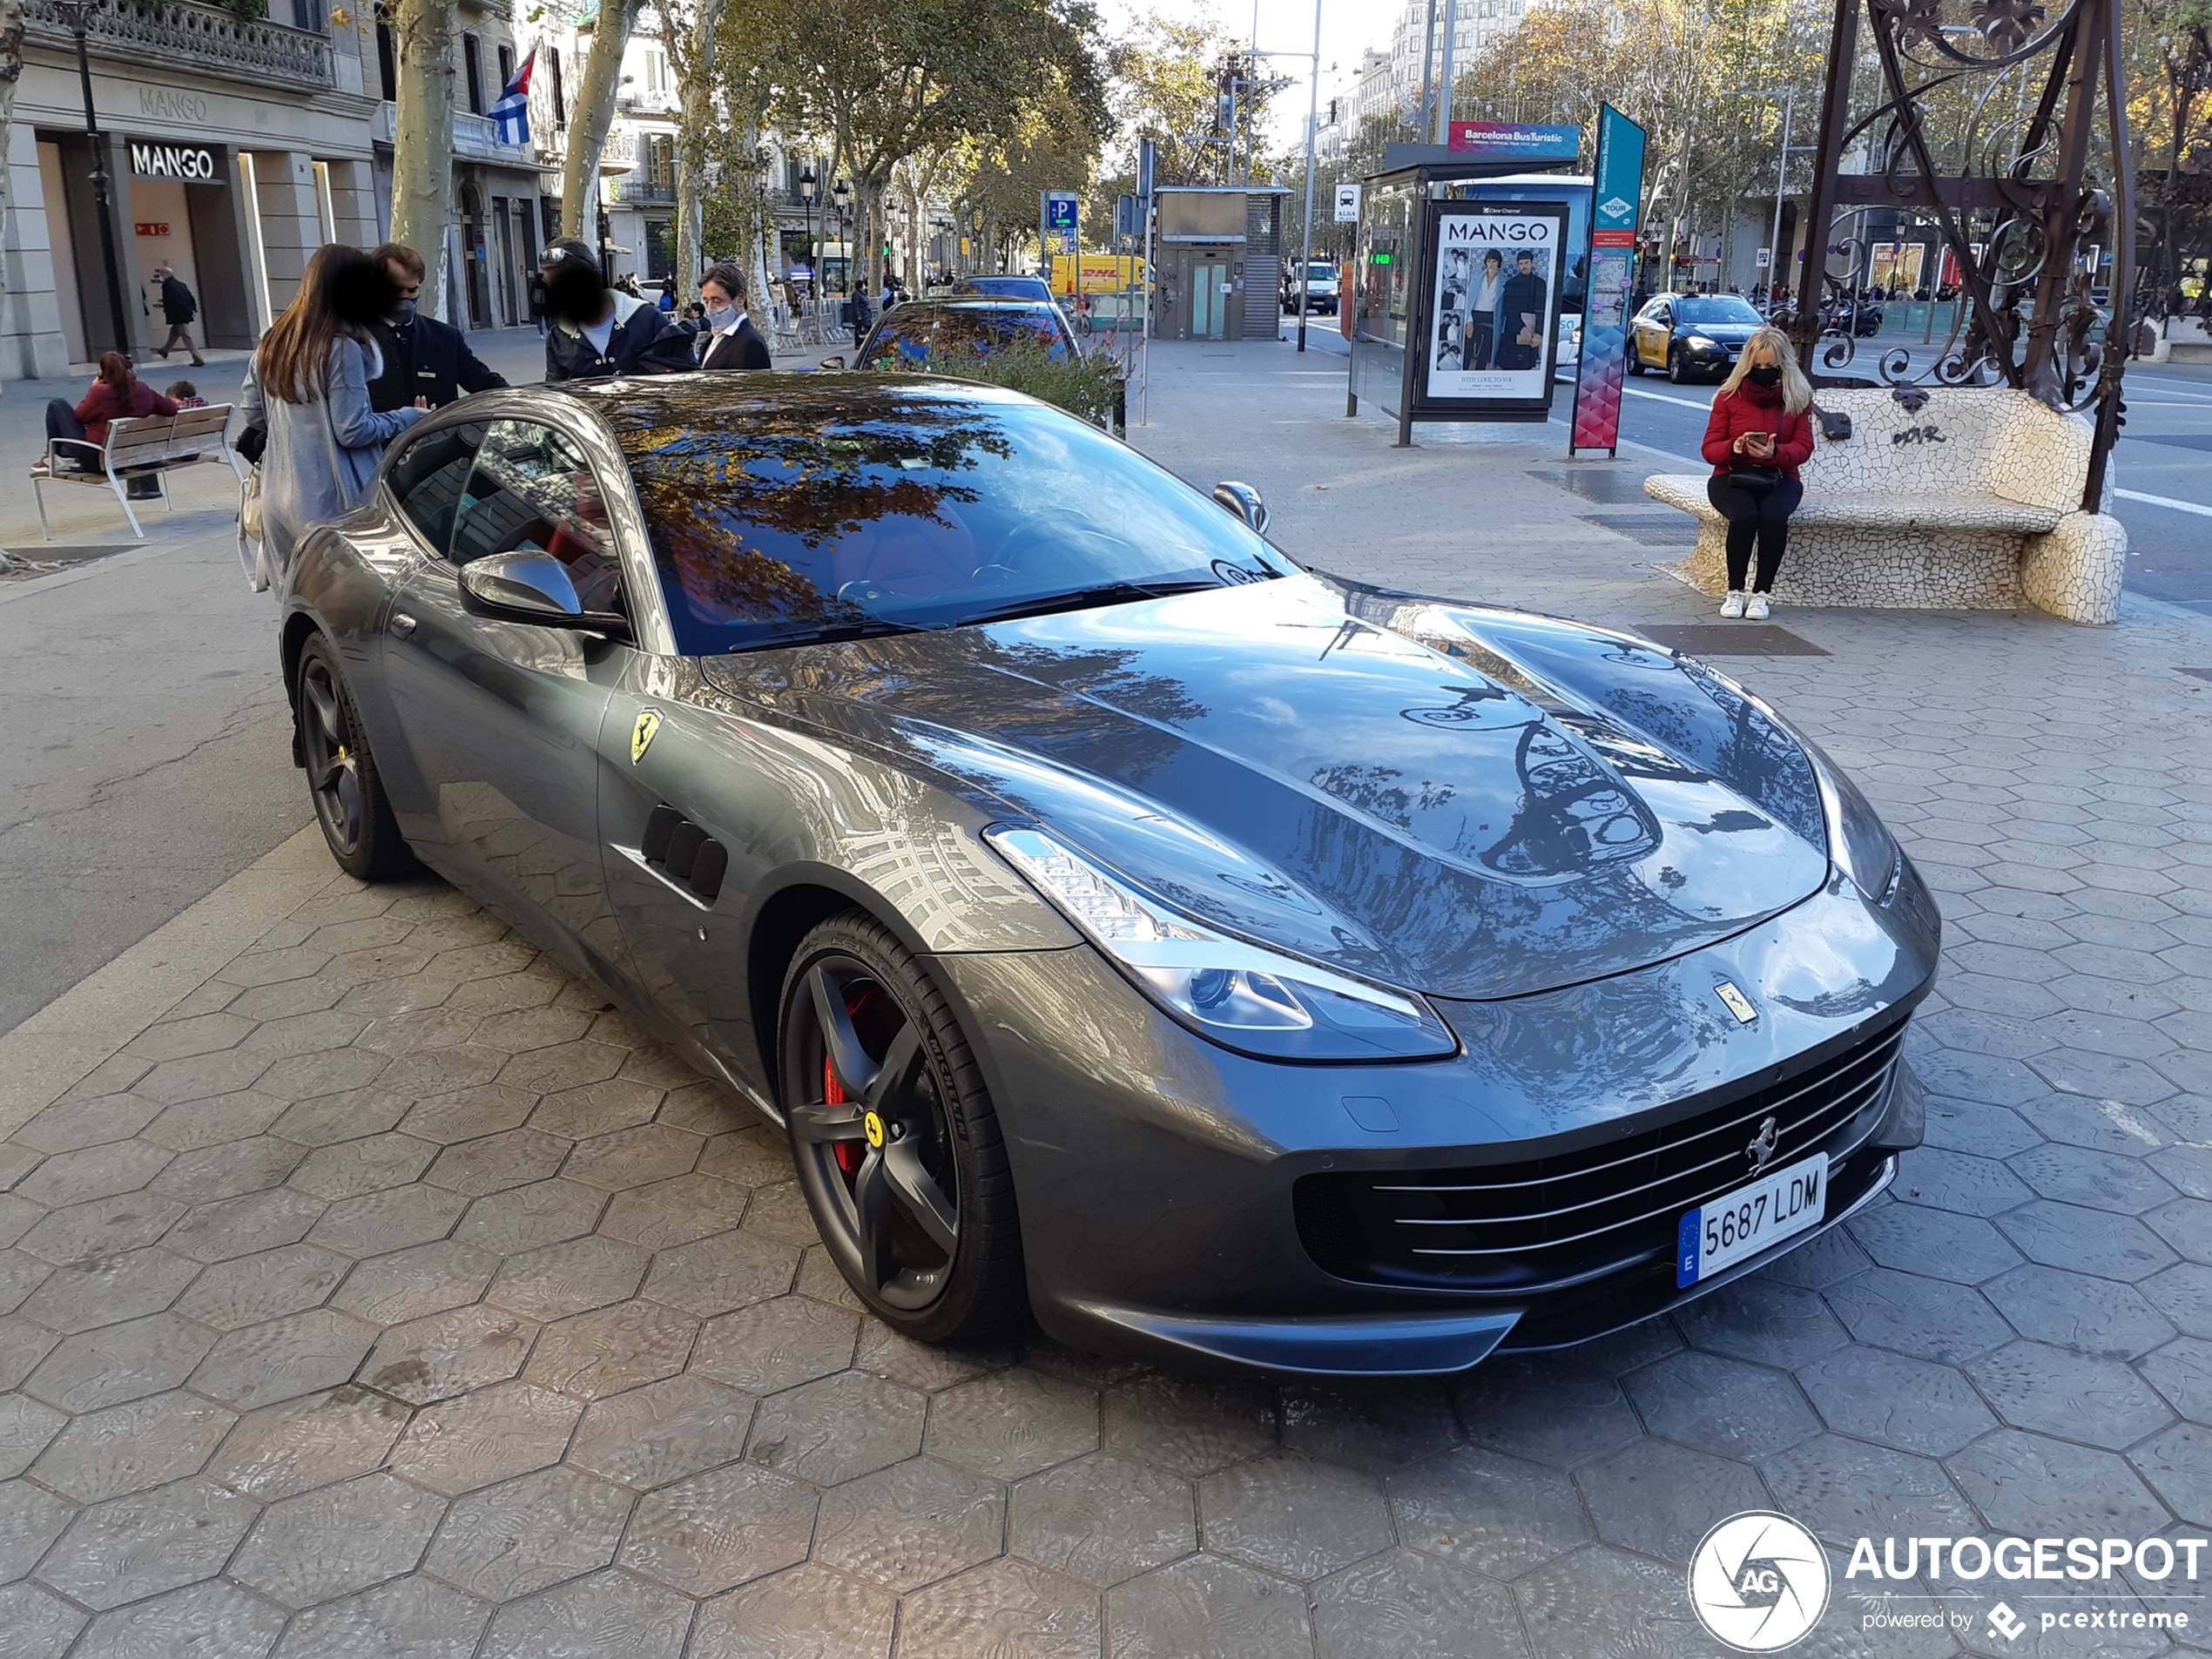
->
[129, 140, 221, 182]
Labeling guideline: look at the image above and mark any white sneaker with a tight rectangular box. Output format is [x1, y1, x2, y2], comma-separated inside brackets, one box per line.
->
[1746, 593, 1771, 620]
[1719, 590, 1746, 618]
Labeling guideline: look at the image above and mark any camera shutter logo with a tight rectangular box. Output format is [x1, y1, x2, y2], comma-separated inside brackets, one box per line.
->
[1688, 1511, 1830, 1651]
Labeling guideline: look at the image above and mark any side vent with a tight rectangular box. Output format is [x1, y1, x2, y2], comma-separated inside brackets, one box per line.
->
[639, 804, 727, 904]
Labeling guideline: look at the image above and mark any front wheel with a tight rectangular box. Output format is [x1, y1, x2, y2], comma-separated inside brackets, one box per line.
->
[295, 634, 413, 881]
[1669, 347, 1692, 384]
[779, 911, 1026, 1342]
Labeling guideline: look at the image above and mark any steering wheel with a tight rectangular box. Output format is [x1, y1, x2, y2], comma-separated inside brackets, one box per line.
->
[981, 516, 1116, 583]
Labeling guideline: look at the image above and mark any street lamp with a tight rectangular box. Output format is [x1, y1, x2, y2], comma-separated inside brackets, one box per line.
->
[51, 0, 134, 359]
[799, 163, 818, 309]
[832, 178, 853, 293]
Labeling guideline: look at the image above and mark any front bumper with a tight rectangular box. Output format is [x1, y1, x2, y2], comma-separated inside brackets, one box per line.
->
[932, 865, 1938, 1377]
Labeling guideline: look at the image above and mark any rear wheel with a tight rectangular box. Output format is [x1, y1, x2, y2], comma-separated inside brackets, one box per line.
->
[1627, 344, 1646, 375]
[779, 911, 1026, 1342]
[295, 634, 413, 881]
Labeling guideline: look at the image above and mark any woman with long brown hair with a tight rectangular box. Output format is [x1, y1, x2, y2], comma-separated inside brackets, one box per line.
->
[241, 244, 424, 590]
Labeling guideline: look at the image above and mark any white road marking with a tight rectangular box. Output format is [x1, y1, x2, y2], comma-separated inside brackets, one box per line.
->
[2116, 488, 2212, 519]
[1620, 387, 1716, 411]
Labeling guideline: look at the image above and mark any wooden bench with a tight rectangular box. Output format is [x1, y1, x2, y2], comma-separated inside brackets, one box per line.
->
[1642, 387, 2128, 624]
[32, 402, 246, 540]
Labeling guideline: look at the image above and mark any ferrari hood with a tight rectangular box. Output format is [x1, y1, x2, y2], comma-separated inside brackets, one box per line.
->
[703, 576, 1831, 1000]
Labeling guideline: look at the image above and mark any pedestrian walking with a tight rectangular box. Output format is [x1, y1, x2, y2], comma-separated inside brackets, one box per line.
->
[537, 239, 694, 381]
[695, 263, 772, 370]
[848, 285, 873, 349]
[1701, 324, 1814, 621]
[364, 242, 508, 413]
[151, 265, 206, 366]
[239, 244, 425, 595]
[39, 354, 179, 496]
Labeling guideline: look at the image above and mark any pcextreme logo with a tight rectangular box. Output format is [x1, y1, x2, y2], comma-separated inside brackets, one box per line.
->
[1689, 1512, 1831, 1651]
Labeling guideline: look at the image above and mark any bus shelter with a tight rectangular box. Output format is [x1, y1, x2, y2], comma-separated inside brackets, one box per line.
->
[1346, 148, 1592, 446]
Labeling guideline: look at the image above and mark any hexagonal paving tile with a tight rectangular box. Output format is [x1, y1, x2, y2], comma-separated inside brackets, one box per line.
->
[35, 1476, 257, 1611]
[287, 1133, 439, 1201]
[599, 1173, 750, 1251]
[1996, 1199, 2178, 1281]
[479, 1568, 696, 1659]
[1279, 1380, 1463, 1474]
[27, 1312, 218, 1413]
[1622, 1349, 1821, 1460]
[0, 1477, 77, 1580]
[1105, 1553, 1315, 1659]
[1100, 1374, 1278, 1480]
[424, 1129, 571, 1198]
[1311, 1548, 1520, 1659]
[1452, 1355, 1643, 1468]
[188, 1307, 380, 1411]
[1793, 1345, 1998, 1456]
[17, 1246, 200, 1334]
[387, 1381, 583, 1497]
[561, 1125, 703, 1192]
[0, 1581, 88, 1659]
[17, 1192, 186, 1265]
[2129, 1420, 2212, 1527]
[567, 1373, 755, 1491]
[1967, 1339, 2176, 1448]
[172, 1243, 348, 1331]
[529, 1077, 662, 1139]
[895, 1556, 1100, 1659]
[689, 1297, 858, 1398]
[617, 1461, 818, 1596]
[306, 1185, 467, 1258]
[360, 1304, 537, 1405]
[28, 1390, 236, 1503]
[268, 1574, 490, 1659]
[745, 1370, 925, 1487]
[1198, 1451, 1393, 1581]
[1759, 1433, 1979, 1547]
[1515, 1545, 1705, 1659]
[422, 1465, 635, 1602]
[230, 1470, 445, 1607]
[1946, 1428, 2170, 1538]
[641, 1230, 799, 1318]
[486, 1236, 651, 1323]
[13, 1094, 164, 1154]
[813, 1455, 1005, 1592]
[453, 1180, 608, 1256]
[1574, 1438, 1768, 1564]
[151, 1136, 308, 1204]
[926, 1369, 1100, 1481]
[68, 1577, 287, 1659]
[1387, 1444, 1592, 1580]
[165, 1188, 328, 1264]
[0, 1394, 66, 1481]
[329, 1240, 500, 1326]
[1008, 1451, 1195, 1588]
[688, 1562, 893, 1659]
[206, 1385, 412, 1501]
[399, 1085, 539, 1147]
[1674, 1276, 1852, 1369]
[1822, 1267, 2016, 1364]
[1851, 1201, 2024, 1285]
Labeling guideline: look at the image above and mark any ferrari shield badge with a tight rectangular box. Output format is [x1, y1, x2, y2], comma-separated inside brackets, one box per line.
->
[631, 709, 663, 765]
[1714, 981, 1759, 1024]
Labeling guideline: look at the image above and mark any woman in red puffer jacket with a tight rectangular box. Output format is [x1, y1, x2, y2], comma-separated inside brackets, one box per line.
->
[44, 354, 181, 499]
[1700, 326, 1814, 620]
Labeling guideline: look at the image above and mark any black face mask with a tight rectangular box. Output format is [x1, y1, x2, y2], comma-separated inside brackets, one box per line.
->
[544, 263, 607, 325]
[1747, 364, 1784, 388]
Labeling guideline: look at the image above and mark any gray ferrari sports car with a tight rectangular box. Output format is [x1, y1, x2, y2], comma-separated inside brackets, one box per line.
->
[280, 374, 1937, 1376]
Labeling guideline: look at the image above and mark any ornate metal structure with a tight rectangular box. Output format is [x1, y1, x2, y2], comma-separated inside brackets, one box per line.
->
[1788, 0, 2134, 508]
[24, 0, 334, 91]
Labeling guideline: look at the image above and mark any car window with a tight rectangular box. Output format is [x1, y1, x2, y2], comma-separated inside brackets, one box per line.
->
[610, 385, 1297, 656]
[449, 419, 628, 613]
[864, 307, 1069, 368]
[386, 421, 487, 556]
[1676, 296, 1764, 326]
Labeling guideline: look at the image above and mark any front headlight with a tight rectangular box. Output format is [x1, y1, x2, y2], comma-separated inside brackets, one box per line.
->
[1808, 748, 1902, 903]
[1686, 334, 1718, 352]
[987, 827, 1458, 1062]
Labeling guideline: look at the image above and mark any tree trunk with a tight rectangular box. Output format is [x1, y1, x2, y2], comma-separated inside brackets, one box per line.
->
[390, 0, 457, 322]
[740, 105, 772, 320]
[0, 0, 18, 393]
[563, 0, 638, 250]
[668, 0, 726, 305]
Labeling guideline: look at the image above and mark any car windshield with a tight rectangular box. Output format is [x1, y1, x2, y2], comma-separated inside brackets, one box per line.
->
[602, 379, 1295, 656]
[1306, 264, 1336, 280]
[1676, 296, 1763, 326]
[953, 278, 1053, 301]
[864, 306, 1069, 368]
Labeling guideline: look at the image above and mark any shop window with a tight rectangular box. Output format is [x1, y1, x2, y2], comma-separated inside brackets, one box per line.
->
[463, 34, 485, 115]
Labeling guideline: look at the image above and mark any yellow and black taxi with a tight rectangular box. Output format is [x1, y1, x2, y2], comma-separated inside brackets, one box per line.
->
[1629, 292, 1766, 382]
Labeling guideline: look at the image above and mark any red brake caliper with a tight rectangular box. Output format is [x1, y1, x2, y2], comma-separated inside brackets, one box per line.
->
[825, 1050, 864, 1177]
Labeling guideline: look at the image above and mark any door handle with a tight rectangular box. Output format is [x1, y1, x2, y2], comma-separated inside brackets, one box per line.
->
[391, 612, 416, 637]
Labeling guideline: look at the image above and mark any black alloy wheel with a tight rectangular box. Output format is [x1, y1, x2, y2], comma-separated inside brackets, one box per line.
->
[1669, 345, 1693, 384]
[779, 911, 1025, 1341]
[295, 635, 413, 881]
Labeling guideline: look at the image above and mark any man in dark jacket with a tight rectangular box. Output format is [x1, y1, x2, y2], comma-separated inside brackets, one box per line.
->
[152, 266, 205, 367]
[695, 262, 772, 370]
[537, 239, 695, 381]
[365, 243, 509, 413]
[1494, 248, 1550, 372]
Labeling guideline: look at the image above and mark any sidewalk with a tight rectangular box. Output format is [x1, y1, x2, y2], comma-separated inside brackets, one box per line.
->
[0, 342, 2208, 1657]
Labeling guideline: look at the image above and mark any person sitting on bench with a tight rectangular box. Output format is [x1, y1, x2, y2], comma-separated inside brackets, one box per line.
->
[48, 354, 179, 497]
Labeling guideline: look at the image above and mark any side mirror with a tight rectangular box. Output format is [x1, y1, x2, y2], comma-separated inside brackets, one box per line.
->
[818, 354, 846, 370]
[459, 550, 628, 637]
[1211, 481, 1270, 536]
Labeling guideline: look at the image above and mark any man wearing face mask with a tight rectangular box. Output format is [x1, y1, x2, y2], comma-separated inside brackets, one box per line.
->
[539, 239, 696, 381]
[694, 262, 772, 370]
[364, 243, 509, 414]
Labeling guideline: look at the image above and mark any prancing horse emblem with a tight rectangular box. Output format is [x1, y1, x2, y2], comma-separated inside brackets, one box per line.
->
[631, 709, 663, 765]
[1746, 1116, 1778, 1173]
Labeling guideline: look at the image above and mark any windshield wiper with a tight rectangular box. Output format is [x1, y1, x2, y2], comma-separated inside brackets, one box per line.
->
[729, 618, 926, 653]
[954, 579, 1222, 629]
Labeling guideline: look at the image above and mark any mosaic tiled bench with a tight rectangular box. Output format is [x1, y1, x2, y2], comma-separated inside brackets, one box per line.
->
[1642, 387, 2127, 624]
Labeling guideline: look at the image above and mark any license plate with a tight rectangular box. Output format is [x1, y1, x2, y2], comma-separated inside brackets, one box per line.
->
[1676, 1152, 1828, 1287]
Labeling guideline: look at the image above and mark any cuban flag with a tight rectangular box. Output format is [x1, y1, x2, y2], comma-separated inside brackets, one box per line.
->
[490, 49, 534, 146]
